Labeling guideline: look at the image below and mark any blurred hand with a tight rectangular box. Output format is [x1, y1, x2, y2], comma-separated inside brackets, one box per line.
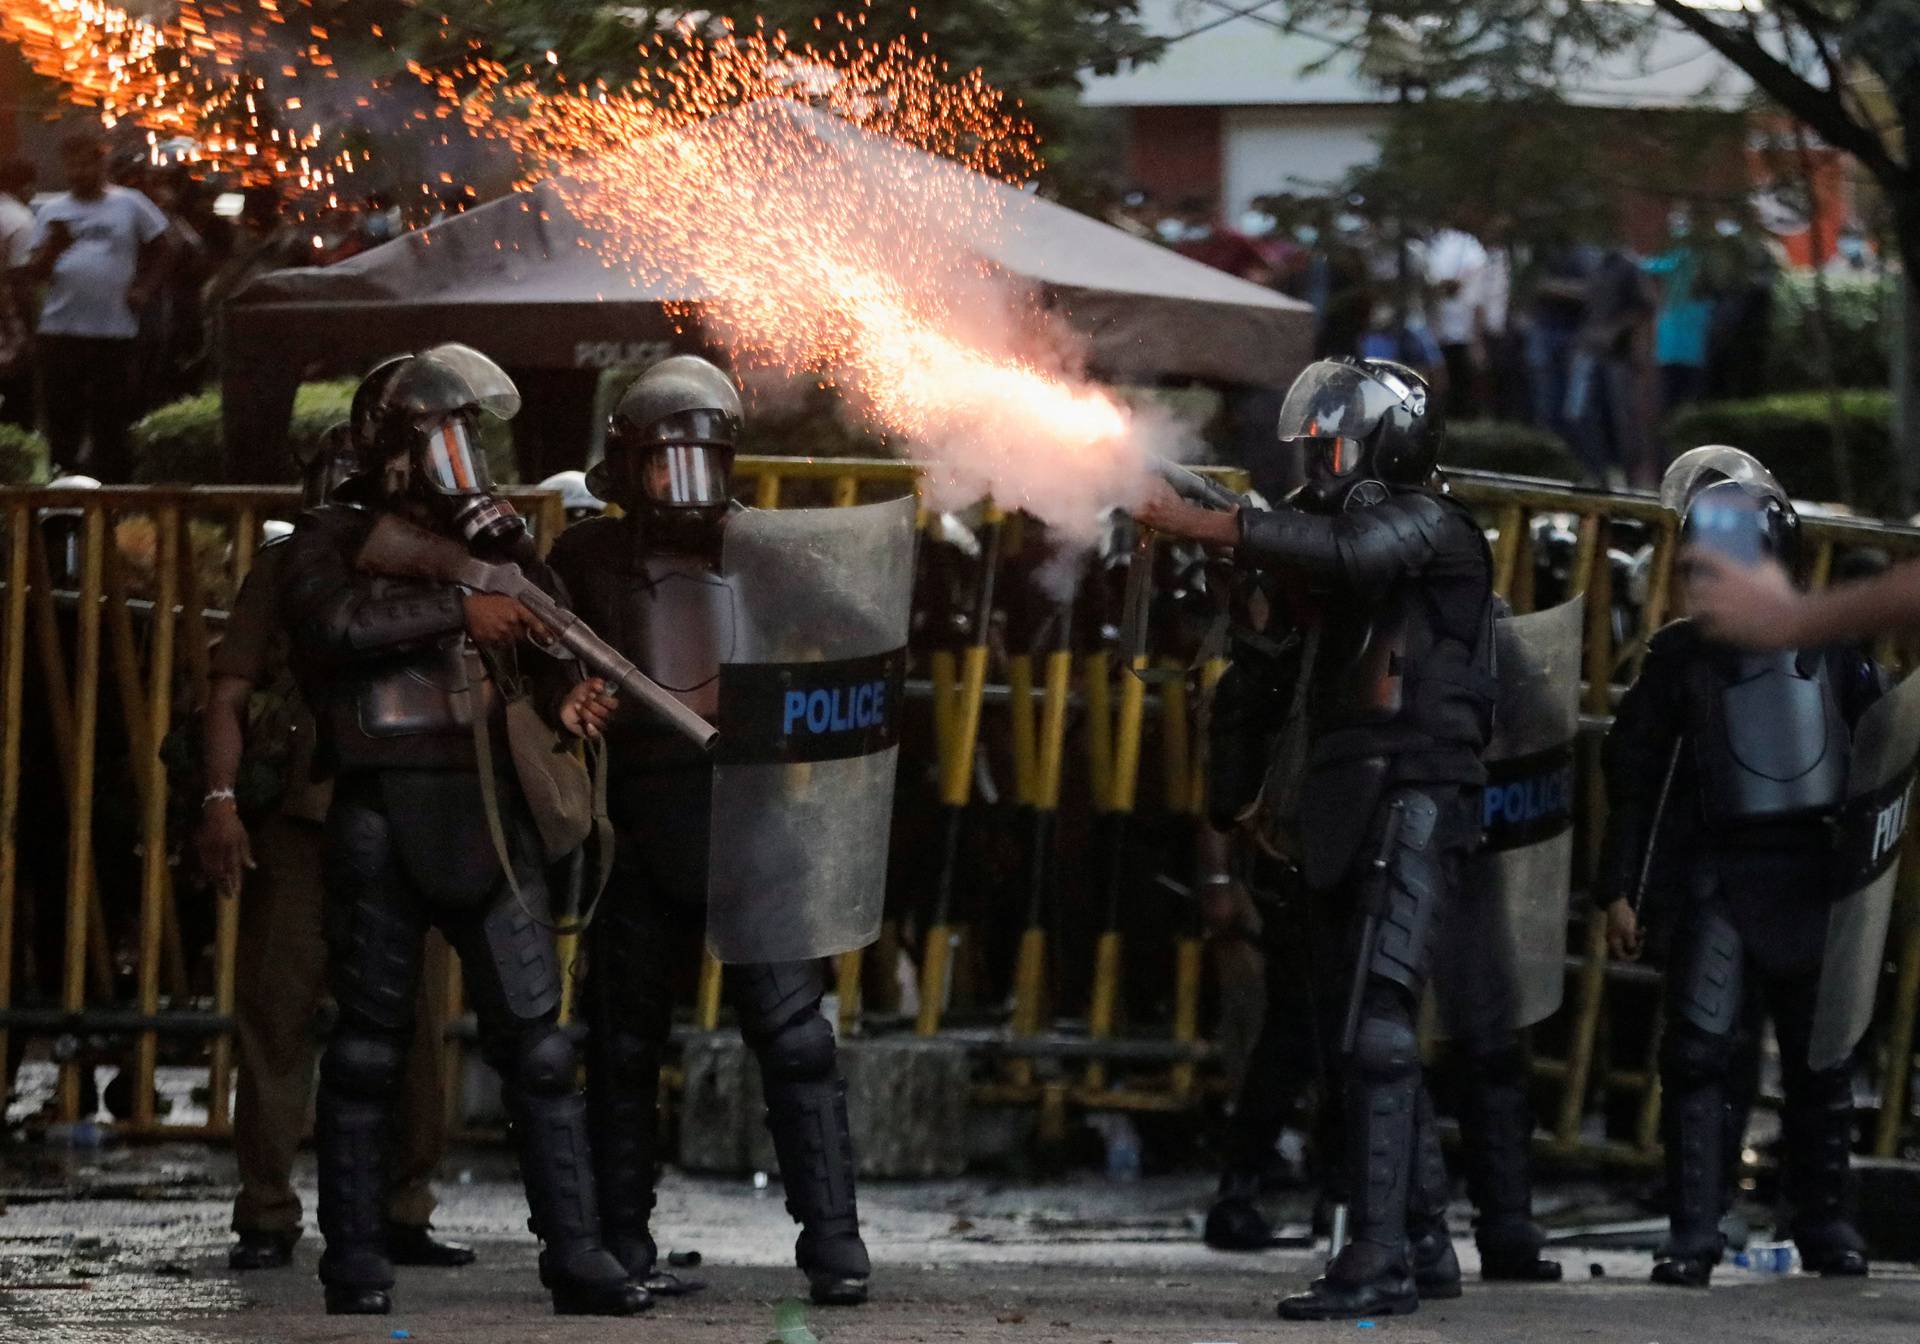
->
[1683, 550, 1802, 650]
[1135, 477, 1239, 547]
[196, 802, 254, 899]
[1605, 897, 1643, 962]
[463, 592, 551, 647]
[560, 677, 618, 741]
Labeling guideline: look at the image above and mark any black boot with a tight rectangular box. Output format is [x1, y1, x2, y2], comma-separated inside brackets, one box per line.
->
[1278, 1064, 1419, 1321]
[1459, 1044, 1560, 1283]
[1784, 1065, 1868, 1277]
[386, 1223, 476, 1268]
[315, 1067, 396, 1316]
[514, 1090, 650, 1317]
[1653, 1065, 1726, 1289]
[228, 1229, 299, 1271]
[767, 1077, 871, 1306]
[1407, 1090, 1461, 1300]
[586, 1038, 704, 1296]
[1204, 1170, 1276, 1251]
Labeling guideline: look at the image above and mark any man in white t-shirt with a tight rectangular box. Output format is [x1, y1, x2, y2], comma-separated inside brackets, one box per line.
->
[1424, 226, 1488, 419]
[0, 158, 35, 430]
[23, 133, 168, 480]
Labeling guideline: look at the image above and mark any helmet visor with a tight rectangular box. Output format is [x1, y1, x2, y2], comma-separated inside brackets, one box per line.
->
[642, 444, 729, 507]
[385, 344, 522, 423]
[417, 416, 493, 495]
[1659, 445, 1787, 518]
[1683, 483, 1774, 567]
[1275, 361, 1402, 444]
[1308, 436, 1365, 479]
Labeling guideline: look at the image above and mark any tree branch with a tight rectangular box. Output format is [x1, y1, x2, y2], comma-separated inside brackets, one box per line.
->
[1646, 0, 1904, 186]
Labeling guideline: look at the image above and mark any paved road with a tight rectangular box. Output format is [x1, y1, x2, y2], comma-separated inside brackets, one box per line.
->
[4, 1145, 1919, 1344]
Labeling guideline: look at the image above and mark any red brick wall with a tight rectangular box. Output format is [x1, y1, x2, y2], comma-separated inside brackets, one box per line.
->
[1126, 105, 1223, 210]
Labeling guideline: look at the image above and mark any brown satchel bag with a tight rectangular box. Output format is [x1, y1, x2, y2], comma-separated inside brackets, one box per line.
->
[468, 649, 614, 933]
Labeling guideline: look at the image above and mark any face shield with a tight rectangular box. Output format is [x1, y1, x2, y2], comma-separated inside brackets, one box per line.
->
[1278, 362, 1403, 442]
[414, 413, 492, 496]
[1276, 361, 1402, 483]
[1659, 444, 1787, 519]
[1682, 481, 1776, 568]
[634, 443, 730, 507]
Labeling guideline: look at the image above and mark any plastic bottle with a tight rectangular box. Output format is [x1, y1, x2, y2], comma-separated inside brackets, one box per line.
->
[1731, 1242, 1796, 1273]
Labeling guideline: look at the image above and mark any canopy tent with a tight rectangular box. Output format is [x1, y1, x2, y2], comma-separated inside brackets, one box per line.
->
[221, 102, 1312, 480]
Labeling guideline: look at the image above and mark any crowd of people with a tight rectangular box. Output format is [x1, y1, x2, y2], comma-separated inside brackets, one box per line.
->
[0, 130, 457, 482]
[1117, 192, 1790, 490]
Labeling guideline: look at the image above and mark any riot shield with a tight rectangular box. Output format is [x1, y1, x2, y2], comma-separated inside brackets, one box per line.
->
[1432, 595, 1583, 1042]
[1809, 668, 1920, 1070]
[705, 496, 917, 964]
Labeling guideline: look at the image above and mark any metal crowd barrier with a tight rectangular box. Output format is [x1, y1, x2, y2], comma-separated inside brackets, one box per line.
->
[2, 462, 1918, 1172]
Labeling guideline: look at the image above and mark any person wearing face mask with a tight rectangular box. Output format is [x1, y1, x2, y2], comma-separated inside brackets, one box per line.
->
[546, 355, 878, 1308]
[204, 426, 471, 1277]
[277, 345, 644, 1318]
[1599, 447, 1889, 1288]
[1138, 357, 1550, 1318]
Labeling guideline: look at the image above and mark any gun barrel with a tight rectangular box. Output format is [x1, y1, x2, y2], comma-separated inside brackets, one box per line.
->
[558, 623, 720, 751]
[1153, 459, 1246, 512]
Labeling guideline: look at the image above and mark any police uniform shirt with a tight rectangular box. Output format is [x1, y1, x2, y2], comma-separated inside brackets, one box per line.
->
[211, 543, 332, 823]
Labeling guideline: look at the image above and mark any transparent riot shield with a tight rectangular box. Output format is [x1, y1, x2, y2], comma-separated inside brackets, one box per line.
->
[705, 496, 917, 964]
[1809, 668, 1920, 1071]
[1432, 595, 1584, 1041]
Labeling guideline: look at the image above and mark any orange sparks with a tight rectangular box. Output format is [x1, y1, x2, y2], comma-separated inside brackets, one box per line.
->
[464, 27, 1144, 529]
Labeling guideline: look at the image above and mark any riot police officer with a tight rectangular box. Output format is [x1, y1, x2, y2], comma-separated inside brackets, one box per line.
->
[1138, 357, 1499, 1319]
[1599, 447, 1879, 1287]
[279, 346, 644, 1317]
[547, 355, 873, 1306]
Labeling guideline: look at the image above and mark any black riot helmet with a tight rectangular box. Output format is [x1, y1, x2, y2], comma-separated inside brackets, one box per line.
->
[1275, 357, 1441, 511]
[298, 422, 361, 509]
[1663, 444, 1799, 570]
[343, 343, 521, 505]
[590, 355, 743, 545]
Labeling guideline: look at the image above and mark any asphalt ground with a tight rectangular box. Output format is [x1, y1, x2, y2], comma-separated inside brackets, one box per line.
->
[4, 1142, 1920, 1344]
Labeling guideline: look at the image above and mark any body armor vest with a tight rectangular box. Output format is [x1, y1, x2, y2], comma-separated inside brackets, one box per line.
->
[1692, 649, 1848, 825]
[549, 518, 732, 764]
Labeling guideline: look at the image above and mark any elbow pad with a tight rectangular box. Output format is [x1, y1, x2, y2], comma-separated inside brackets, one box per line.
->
[1237, 506, 1343, 576]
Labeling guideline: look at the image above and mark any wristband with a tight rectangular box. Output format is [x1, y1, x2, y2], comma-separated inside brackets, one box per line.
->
[202, 788, 238, 809]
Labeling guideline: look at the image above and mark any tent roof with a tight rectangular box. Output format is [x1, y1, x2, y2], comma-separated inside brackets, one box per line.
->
[228, 101, 1309, 389]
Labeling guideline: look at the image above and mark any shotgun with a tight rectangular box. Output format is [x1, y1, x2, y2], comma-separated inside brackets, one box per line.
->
[353, 513, 718, 751]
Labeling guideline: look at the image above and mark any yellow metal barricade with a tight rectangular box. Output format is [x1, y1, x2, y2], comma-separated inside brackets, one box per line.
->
[6, 461, 1920, 1166]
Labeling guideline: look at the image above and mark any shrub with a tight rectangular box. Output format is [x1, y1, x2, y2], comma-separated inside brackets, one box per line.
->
[1665, 389, 1894, 514]
[1440, 420, 1582, 482]
[0, 422, 49, 484]
[128, 380, 522, 485]
[1766, 269, 1893, 393]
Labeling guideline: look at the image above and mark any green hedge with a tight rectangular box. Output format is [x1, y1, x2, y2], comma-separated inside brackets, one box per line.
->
[1665, 389, 1895, 514]
[129, 381, 516, 485]
[0, 422, 49, 484]
[1440, 420, 1582, 482]
[1767, 270, 1893, 392]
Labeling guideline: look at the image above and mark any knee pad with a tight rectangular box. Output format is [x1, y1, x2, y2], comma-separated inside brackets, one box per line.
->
[324, 1033, 404, 1101]
[755, 1010, 837, 1085]
[1661, 1021, 1734, 1089]
[514, 1024, 581, 1096]
[1349, 1007, 1419, 1085]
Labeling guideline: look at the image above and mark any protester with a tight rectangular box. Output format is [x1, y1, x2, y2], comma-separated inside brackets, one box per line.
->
[0, 158, 35, 431]
[22, 132, 169, 480]
[1424, 223, 1489, 419]
[1645, 213, 1714, 418]
[1521, 243, 1595, 444]
[1567, 246, 1656, 487]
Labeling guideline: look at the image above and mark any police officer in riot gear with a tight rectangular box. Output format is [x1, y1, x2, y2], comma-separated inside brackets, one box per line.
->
[1599, 448, 1879, 1288]
[548, 354, 873, 1306]
[280, 346, 645, 1317]
[1140, 356, 1531, 1318]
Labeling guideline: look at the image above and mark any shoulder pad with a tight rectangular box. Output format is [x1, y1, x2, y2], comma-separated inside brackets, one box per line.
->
[293, 504, 373, 542]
